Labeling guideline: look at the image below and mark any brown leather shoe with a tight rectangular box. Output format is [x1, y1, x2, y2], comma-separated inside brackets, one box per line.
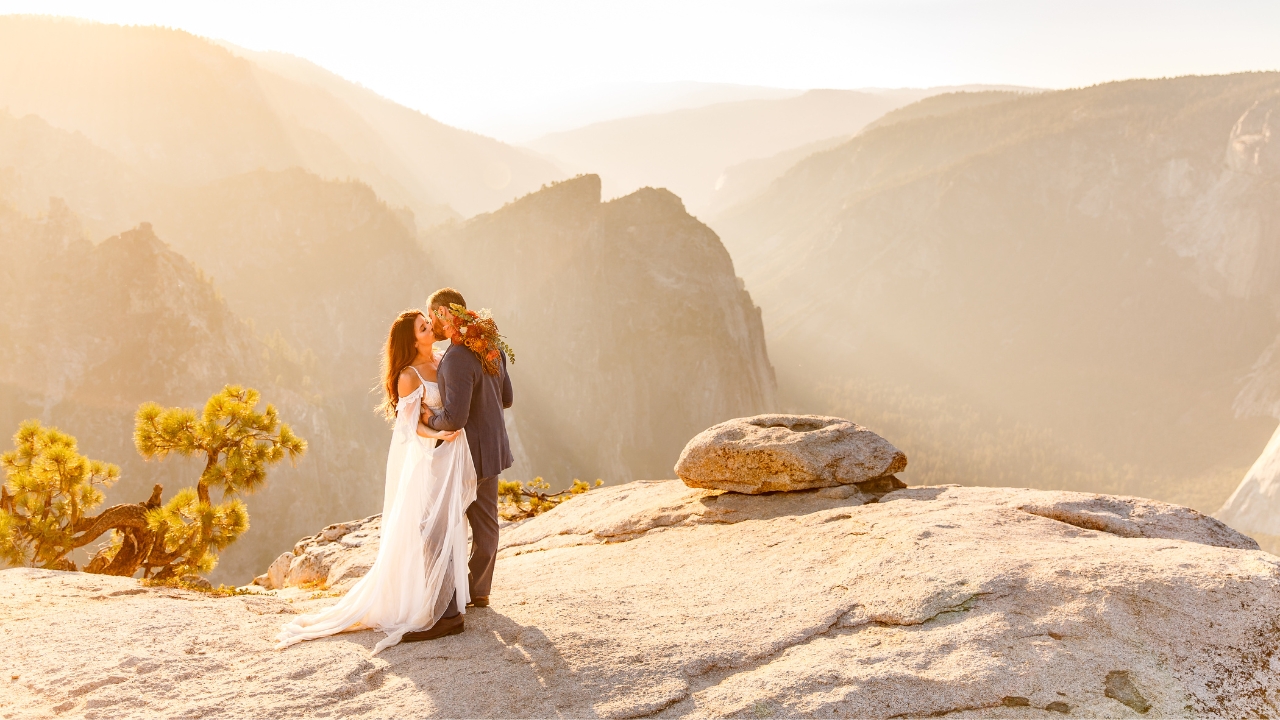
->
[467, 596, 489, 608]
[402, 613, 464, 642]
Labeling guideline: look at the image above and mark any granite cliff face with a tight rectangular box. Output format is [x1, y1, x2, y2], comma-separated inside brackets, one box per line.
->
[3, 480, 1276, 718]
[425, 175, 776, 482]
[713, 73, 1280, 512]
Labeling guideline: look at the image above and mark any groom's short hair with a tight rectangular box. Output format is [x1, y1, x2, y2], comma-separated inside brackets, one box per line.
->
[428, 287, 466, 310]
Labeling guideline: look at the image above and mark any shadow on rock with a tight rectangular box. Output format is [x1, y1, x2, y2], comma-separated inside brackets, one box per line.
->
[372, 610, 593, 717]
[878, 486, 950, 503]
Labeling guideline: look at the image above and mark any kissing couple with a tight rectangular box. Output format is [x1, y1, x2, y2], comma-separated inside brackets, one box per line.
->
[276, 287, 515, 654]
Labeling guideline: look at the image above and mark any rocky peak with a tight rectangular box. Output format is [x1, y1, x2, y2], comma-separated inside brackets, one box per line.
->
[607, 185, 688, 217]
[510, 172, 602, 211]
[426, 177, 776, 483]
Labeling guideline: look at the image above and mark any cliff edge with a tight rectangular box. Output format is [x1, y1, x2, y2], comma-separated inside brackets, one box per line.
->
[3, 479, 1277, 718]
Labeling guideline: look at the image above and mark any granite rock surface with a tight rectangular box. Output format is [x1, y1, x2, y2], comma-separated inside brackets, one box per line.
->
[2, 481, 1277, 719]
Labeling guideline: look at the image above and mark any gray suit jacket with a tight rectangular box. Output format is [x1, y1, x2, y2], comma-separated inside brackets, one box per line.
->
[427, 345, 514, 479]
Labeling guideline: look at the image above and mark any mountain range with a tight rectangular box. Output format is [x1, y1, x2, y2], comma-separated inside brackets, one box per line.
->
[712, 73, 1280, 514]
[469, 80, 806, 142]
[0, 16, 564, 230]
[527, 85, 1036, 216]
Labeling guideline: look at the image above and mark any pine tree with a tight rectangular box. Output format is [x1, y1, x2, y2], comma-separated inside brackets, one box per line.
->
[129, 385, 305, 578]
[498, 477, 602, 520]
[0, 421, 120, 569]
[0, 385, 305, 581]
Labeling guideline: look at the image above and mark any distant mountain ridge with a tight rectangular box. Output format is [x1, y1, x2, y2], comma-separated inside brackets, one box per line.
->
[528, 85, 1037, 216]
[0, 16, 564, 227]
[528, 89, 916, 214]
[855, 90, 1027, 135]
[704, 134, 852, 219]
[704, 90, 1038, 219]
[0, 110, 147, 238]
[420, 80, 807, 144]
[222, 44, 567, 218]
[713, 73, 1280, 514]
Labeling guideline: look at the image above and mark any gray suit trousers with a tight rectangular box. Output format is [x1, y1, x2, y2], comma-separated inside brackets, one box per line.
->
[443, 474, 499, 617]
[467, 475, 500, 597]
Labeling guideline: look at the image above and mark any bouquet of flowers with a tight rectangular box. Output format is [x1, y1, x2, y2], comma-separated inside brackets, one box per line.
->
[441, 303, 515, 375]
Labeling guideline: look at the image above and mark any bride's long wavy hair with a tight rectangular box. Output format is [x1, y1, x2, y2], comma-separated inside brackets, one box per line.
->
[377, 309, 425, 420]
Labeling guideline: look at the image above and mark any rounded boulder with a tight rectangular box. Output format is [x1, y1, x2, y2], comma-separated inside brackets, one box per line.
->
[675, 414, 908, 494]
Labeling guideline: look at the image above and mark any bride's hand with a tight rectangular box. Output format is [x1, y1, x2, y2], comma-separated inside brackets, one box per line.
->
[441, 430, 461, 443]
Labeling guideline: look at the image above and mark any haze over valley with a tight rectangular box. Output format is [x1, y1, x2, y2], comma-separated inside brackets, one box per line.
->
[713, 75, 1280, 524]
[4, 9, 1280, 585]
[528, 85, 1035, 217]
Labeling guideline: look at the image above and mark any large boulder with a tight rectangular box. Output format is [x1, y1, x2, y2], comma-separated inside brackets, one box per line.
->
[675, 414, 908, 493]
[3, 481, 1276, 718]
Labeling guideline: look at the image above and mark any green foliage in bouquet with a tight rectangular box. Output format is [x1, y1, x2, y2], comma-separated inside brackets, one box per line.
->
[0, 386, 305, 581]
[0, 421, 120, 569]
[498, 477, 602, 521]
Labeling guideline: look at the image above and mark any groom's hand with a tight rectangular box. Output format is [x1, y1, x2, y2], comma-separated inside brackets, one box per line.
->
[416, 420, 461, 443]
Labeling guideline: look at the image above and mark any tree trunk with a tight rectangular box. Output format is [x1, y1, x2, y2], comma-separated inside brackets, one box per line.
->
[72, 504, 146, 541]
[78, 485, 165, 577]
[191, 464, 215, 573]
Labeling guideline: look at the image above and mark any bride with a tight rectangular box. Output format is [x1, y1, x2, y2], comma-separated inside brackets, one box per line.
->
[276, 309, 477, 654]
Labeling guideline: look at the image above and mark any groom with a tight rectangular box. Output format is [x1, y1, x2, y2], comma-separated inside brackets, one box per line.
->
[403, 287, 514, 642]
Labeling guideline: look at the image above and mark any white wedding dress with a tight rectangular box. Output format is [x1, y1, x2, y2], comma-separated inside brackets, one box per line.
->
[275, 367, 478, 654]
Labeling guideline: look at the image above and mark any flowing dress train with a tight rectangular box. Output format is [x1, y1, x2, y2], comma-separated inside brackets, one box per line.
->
[275, 372, 477, 654]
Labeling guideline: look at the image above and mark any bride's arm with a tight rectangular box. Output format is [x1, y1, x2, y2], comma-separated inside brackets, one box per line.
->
[417, 416, 460, 441]
[415, 382, 456, 440]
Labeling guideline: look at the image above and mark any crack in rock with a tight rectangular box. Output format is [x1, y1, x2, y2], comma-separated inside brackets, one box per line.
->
[839, 593, 988, 631]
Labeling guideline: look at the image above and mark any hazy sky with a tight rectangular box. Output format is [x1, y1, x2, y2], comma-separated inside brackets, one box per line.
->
[2, 1, 1278, 139]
